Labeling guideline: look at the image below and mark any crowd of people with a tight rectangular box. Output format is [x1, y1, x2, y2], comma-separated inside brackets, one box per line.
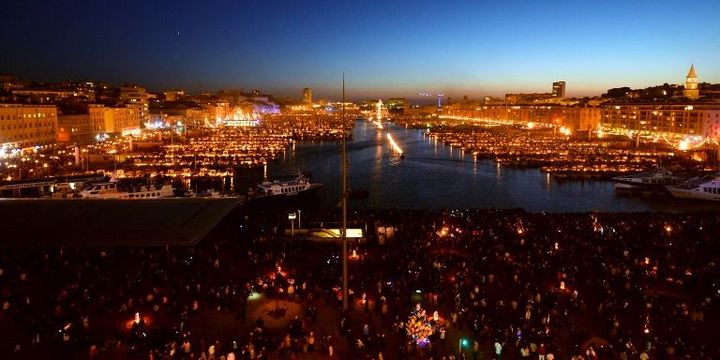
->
[0, 208, 718, 359]
[334, 209, 719, 359]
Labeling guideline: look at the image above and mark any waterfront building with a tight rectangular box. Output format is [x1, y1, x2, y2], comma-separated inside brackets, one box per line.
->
[282, 102, 308, 113]
[120, 85, 149, 122]
[552, 81, 566, 98]
[683, 65, 700, 100]
[202, 101, 231, 123]
[186, 108, 213, 126]
[303, 88, 312, 107]
[0, 104, 58, 148]
[600, 103, 720, 140]
[88, 104, 141, 134]
[449, 101, 720, 142]
[57, 113, 101, 142]
[449, 105, 600, 132]
[386, 98, 407, 114]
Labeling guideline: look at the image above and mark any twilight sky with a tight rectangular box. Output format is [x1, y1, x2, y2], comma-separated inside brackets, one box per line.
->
[1, 0, 718, 100]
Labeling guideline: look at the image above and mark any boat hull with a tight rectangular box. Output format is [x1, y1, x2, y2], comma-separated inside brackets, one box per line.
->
[249, 184, 322, 202]
[666, 187, 720, 202]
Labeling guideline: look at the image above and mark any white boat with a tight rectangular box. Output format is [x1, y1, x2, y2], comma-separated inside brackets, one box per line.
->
[251, 173, 321, 200]
[189, 188, 243, 200]
[79, 182, 175, 199]
[612, 167, 682, 191]
[666, 177, 720, 202]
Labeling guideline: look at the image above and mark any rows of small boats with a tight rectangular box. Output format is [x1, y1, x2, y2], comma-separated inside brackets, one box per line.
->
[613, 167, 720, 202]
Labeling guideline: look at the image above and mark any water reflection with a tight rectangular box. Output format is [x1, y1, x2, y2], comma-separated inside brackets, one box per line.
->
[267, 120, 720, 212]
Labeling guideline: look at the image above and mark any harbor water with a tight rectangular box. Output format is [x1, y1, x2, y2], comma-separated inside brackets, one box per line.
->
[266, 120, 720, 212]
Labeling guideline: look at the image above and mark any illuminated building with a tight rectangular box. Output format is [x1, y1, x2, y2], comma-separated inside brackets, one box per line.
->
[224, 107, 259, 127]
[10, 88, 77, 103]
[88, 104, 141, 134]
[303, 88, 312, 107]
[505, 92, 555, 105]
[507, 81, 569, 104]
[600, 104, 720, 140]
[450, 101, 720, 142]
[163, 90, 185, 102]
[359, 99, 382, 112]
[201, 101, 231, 123]
[386, 98, 407, 114]
[449, 105, 600, 131]
[552, 81, 566, 98]
[217, 89, 246, 105]
[0, 104, 58, 148]
[186, 108, 212, 126]
[283, 102, 308, 113]
[57, 113, 103, 142]
[241, 97, 280, 115]
[120, 85, 149, 122]
[683, 65, 700, 100]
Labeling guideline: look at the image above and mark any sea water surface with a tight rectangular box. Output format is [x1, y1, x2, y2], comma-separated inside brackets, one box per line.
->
[267, 121, 720, 212]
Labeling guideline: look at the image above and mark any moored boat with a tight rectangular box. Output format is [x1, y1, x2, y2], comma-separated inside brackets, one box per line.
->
[249, 173, 322, 200]
[612, 166, 682, 191]
[665, 176, 720, 202]
[79, 182, 175, 199]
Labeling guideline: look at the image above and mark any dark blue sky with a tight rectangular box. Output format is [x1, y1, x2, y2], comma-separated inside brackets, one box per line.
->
[1, 0, 718, 100]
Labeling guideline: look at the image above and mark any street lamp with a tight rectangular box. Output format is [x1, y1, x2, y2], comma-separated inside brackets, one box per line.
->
[341, 73, 349, 311]
[459, 337, 469, 354]
[288, 212, 297, 237]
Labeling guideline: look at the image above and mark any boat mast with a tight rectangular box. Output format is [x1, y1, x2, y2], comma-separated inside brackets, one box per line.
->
[341, 73, 349, 311]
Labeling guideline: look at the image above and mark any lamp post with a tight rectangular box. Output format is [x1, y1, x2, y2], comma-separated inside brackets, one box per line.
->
[459, 337, 468, 355]
[288, 212, 297, 237]
[341, 73, 349, 311]
[298, 209, 302, 230]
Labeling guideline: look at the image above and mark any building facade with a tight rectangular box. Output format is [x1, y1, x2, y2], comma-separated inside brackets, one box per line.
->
[303, 88, 312, 106]
[88, 104, 141, 134]
[386, 98, 407, 114]
[0, 104, 58, 148]
[448, 102, 720, 141]
[600, 104, 720, 140]
[449, 105, 600, 131]
[163, 90, 185, 102]
[56, 113, 102, 142]
[552, 81, 566, 98]
[120, 85, 149, 122]
[683, 65, 700, 100]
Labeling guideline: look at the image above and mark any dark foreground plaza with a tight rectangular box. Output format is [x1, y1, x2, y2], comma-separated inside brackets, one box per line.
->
[0, 205, 718, 360]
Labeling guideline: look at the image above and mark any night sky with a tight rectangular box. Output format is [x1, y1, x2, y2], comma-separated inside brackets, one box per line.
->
[1, 0, 718, 99]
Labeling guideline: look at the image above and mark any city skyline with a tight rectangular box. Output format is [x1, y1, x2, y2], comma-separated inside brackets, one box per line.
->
[1, 0, 719, 99]
[2, 2, 720, 358]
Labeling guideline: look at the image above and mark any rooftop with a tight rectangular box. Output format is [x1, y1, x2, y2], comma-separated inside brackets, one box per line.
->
[0, 198, 240, 247]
